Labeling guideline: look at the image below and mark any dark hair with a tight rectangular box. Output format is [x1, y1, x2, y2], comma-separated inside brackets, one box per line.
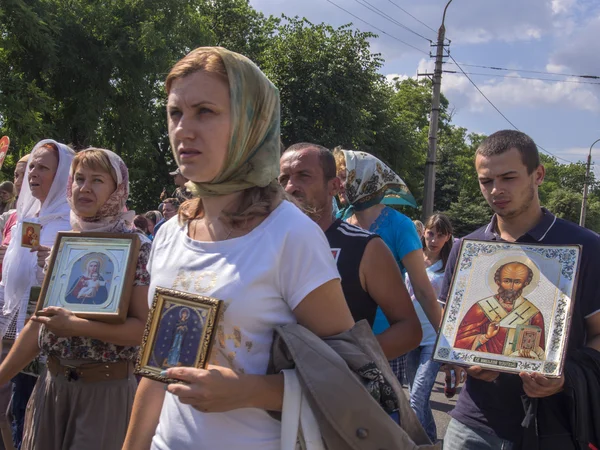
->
[423, 213, 454, 272]
[134, 215, 149, 234]
[494, 262, 534, 288]
[475, 130, 540, 175]
[0, 181, 15, 196]
[284, 143, 336, 180]
[163, 198, 180, 207]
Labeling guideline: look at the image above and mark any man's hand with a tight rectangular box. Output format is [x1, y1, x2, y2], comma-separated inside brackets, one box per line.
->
[440, 364, 467, 387]
[485, 321, 500, 339]
[520, 372, 564, 398]
[467, 365, 500, 382]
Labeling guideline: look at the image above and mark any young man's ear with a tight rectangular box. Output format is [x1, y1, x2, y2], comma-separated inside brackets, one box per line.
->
[534, 165, 545, 186]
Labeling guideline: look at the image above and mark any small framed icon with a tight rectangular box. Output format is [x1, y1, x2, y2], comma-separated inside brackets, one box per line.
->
[135, 287, 222, 384]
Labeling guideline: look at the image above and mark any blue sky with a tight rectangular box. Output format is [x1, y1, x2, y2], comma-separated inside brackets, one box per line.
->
[250, 0, 600, 167]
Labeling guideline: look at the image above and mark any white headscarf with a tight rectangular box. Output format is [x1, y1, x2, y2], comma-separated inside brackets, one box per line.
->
[67, 148, 135, 233]
[1, 139, 75, 315]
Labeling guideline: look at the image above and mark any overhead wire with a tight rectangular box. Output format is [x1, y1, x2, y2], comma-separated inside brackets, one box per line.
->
[445, 61, 600, 80]
[385, 0, 437, 34]
[352, 0, 433, 43]
[448, 55, 578, 164]
[443, 70, 600, 86]
[324, 0, 430, 55]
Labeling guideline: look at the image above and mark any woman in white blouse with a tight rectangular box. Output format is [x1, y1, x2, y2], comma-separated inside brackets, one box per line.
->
[123, 47, 354, 450]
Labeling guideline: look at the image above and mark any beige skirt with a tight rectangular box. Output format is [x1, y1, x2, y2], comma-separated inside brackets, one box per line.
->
[21, 365, 136, 450]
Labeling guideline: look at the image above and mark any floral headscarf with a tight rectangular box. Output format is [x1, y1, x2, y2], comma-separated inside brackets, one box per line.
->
[67, 148, 135, 233]
[171, 47, 281, 198]
[339, 150, 417, 211]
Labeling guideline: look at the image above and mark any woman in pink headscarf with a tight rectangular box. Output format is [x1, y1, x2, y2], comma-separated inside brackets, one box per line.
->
[0, 148, 151, 450]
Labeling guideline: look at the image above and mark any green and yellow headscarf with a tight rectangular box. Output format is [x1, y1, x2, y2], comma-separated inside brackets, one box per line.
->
[172, 47, 281, 198]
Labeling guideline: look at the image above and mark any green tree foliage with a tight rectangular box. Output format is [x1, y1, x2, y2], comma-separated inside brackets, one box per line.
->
[0, 0, 597, 233]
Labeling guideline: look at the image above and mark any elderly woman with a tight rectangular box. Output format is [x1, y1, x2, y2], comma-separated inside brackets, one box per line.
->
[0, 182, 16, 216]
[0, 148, 151, 450]
[0, 141, 74, 449]
[333, 149, 442, 383]
[123, 47, 354, 450]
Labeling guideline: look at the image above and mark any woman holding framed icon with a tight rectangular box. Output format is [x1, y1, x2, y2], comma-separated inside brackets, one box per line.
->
[0, 148, 152, 450]
[123, 47, 355, 450]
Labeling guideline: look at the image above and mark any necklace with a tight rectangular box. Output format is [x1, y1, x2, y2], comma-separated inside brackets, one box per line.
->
[192, 218, 234, 241]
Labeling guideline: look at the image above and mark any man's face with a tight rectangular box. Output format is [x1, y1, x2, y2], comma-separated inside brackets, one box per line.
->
[163, 203, 178, 220]
[279, 149, 337, 212]
[497, 263, 530, 302]
[475, 148, 544, 220]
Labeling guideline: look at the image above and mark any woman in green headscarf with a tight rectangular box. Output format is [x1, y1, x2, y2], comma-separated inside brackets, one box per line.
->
[123, 47, 354, 450]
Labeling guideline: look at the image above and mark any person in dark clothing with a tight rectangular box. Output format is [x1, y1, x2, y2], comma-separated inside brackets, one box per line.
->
[279, 142, 422, 360]
[439, 130, 600, 450]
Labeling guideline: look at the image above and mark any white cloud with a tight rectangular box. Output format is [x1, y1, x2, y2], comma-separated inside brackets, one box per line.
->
[453, 75, 600, 113]
[385, 74, 410, 84]
[404, 60, 600, 114]
[546, 63, 570, 74]
[552, 0, 576, 14]
[550, 14, 600, 77]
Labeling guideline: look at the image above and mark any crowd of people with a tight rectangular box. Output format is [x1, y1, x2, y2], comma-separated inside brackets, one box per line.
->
[0, 46, 595, 450]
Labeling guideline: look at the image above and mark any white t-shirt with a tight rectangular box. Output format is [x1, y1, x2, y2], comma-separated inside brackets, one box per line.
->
[405, 259, 444, 347]
[148, 201, 340, 450]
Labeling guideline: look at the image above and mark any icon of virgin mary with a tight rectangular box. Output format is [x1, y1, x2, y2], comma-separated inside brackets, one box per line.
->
[65, 254, 110, 305]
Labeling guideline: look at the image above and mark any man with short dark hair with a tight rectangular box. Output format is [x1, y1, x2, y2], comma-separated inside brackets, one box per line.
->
[153, 198, 180, 236]
[440, 130, 600, 450]
[279, 143, 422, 361]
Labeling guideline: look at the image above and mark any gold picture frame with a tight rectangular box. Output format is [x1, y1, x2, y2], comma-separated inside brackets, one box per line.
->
[135, 287, 222, 384]
[433, 239, 580, 378]
[35, 232, 140, 324]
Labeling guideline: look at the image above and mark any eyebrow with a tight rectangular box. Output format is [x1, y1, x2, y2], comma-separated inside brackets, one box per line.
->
[479, 170, 519, 179]
[190, 101, 217, 108]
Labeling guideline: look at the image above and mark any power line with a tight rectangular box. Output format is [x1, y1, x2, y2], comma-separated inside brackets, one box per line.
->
[353, 0, 432, 43]
[448, 55, 577, 164]
[444, 70, 600, 86]
[386, 0, 437, 34]
[446, 61, 600, 80]
[324, 0, 430, 55]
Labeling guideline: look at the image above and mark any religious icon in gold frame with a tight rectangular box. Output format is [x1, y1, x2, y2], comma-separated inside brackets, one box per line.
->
[135, 287, 222, 384]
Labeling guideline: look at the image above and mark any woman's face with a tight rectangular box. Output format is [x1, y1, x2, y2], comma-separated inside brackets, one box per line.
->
[88, 261, 99, 274]
[14, 162, 27, 195]
[29, 148, 59, 204]
[336, 162, 348, 206]
[167, 71, 231, 184]
[0, 190, 10, 202]
[146, 219, 155, 234]
[424, 227, 450, 255]
[72, 165, 117, 218]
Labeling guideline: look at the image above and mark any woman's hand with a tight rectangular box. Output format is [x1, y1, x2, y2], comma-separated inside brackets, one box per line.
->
[30, 307, 86, 337]
[30, 245, 51, 268]
[164, 365, 255, 413]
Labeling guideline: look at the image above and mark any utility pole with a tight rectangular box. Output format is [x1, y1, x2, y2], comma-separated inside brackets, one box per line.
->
[422, 0, 453, 221]
[579, 138, 600, 227]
